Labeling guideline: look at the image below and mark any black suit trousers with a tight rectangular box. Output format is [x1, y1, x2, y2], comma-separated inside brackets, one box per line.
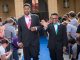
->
[49, 47, 64, 60]
[23, 45, 39, 60]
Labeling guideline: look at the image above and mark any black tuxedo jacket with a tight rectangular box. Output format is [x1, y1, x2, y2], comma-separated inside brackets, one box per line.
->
[18, 14, 41, 47]
[47, 23, 68, 49]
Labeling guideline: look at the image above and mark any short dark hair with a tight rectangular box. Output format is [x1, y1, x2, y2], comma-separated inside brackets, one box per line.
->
[0, 17, 2, 22]
[77, 12, 80, 18]
[51, 13, 59, 16]
[1, 39, 9, 44]
[24, 3, 31, 8]
[69, 12, 76, 17]
[7, 18, 14, 23]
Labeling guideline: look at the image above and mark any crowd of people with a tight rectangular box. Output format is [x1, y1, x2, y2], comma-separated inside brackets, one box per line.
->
[0, 17, 19, 60]
[0, 3, 80, 60]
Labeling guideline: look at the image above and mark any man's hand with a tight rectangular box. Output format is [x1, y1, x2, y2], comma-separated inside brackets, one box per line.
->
[17, 42, 23, 48]
[1, 51, 12, 60]
[40, 20, 49, 28]
[63, 46, 67, 53]
[48, 20, 53, 24]
[30, 27, 37, 32]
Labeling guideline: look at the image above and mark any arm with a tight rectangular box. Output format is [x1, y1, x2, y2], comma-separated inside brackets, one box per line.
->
[1, 51, 12, 60]
[5, 51, 12, 59]
[35, 15, 41, 31]
[62, 25, 68, 47]
[76, 25, 80, 37]
[11, 27, 16, 38]
[18, 19, 22, 42]
[30, 15, 42, 32]
[18, 19, 23, 48]
[62, 25, 68, 53]
[40, 20, 49, 30]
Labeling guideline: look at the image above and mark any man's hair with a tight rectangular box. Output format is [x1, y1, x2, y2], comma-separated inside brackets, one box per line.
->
[51, 13, 59, 16]
[24, 3, 31, 8]
[1, 39, 9, 44]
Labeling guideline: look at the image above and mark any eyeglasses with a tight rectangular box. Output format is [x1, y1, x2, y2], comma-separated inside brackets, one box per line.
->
[50, 18, 58, 20]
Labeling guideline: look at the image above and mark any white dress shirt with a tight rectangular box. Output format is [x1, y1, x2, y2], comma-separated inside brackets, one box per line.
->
[25, 14, 31, 25]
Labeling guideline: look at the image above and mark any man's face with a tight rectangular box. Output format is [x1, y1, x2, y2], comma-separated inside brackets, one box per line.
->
[24, 6, 31, 15]
[50, 15, 59, 23]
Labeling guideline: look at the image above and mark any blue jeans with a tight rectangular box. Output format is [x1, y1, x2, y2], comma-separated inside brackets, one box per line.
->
[6, 43, 13, 60]
[13, 50, 19, 60]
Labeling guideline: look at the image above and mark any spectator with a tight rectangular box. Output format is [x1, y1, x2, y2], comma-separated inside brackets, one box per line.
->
[12, 36, 19, 60]
[68, 11, 78, 27]
[71, 37, 80, 60]
[0, 39, 12, 60]
[4, 17, 16, 60]
[71, 24, 80, 60]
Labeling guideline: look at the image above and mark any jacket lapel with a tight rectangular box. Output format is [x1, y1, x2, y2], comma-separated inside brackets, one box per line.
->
[23, 15, 33, 29]
[22, 16, 29, 29]
[51, 24, 57, 36]
[30, 14, 33, 27]
[52, 23, 61, 36]
[57, 24, 61, 35]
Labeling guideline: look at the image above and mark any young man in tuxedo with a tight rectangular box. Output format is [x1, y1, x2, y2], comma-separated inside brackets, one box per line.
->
[18, 3, 41, 60]
[40, 13, 68, 60]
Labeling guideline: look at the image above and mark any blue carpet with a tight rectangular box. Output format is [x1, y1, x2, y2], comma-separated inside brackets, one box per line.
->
[39, 36, 50, 60]
[22, 36, 51, 60]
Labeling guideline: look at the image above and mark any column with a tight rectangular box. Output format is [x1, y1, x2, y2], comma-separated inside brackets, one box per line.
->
[14, 0, 24, 19]
[48, 0, 58, 17]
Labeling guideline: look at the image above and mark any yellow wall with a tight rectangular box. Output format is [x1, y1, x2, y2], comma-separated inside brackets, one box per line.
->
[57, 0, 80, 16]
[0, 0, 15, 21]
[14, 0, 24, 18]
[48, 0, 58, 17]
[0, 0, 80, 20]
[75, 0, 80, 13]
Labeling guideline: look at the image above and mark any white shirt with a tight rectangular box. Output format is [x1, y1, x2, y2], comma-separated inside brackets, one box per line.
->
[69, 18, 78, 27]
[67, 23, 77, 39]
[54, 24, 58, 34]
[78, 52, 80, 60]
[25, 14, 31, 24]
[0, 45, 5, 57]
[54, 23, 60, 34]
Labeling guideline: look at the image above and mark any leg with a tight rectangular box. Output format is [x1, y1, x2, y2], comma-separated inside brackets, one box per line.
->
[56, 47, 64, 60]
[30, 45, 39, 60]
[49, 48, 57, 60]
[13, 50, 19, 60]
[23, 47, 31, 60]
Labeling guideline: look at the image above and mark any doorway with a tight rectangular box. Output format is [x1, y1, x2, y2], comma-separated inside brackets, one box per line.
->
[24, 0, 49, 20]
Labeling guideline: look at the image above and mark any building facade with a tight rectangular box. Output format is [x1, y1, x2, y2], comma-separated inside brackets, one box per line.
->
[0, 0, 80, 20]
